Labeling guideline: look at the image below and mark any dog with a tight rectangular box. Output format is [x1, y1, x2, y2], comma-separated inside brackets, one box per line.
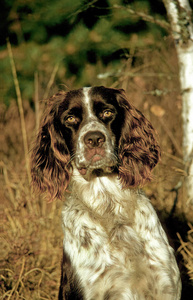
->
[31, 86, 181, 299]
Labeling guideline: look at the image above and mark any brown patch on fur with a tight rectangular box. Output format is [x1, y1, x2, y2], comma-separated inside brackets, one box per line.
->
[116, 89, 161, 188]
[58, 250, 83, 300]
[31, 92, 72, 201]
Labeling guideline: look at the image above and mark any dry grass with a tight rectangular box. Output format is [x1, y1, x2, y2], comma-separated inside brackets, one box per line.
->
[177, 224, 193, 282]
[1, 100, 63, 299]
[1, 40, 193, 299]
[1, 160, 63, 299]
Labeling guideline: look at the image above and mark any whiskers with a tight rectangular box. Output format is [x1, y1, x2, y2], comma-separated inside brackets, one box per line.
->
[66, 152, 76, 168]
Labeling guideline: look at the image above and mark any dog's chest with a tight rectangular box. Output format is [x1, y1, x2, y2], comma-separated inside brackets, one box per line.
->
[61, 193, 144, 283]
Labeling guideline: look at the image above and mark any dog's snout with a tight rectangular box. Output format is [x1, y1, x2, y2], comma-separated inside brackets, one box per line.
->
[84, 131, 106, 148]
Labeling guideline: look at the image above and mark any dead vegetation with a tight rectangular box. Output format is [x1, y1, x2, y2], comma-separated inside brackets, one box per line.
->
[1, 41, 193, 299]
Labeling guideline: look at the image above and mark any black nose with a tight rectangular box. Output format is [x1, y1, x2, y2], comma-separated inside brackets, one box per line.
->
[84, 131, 106, 148]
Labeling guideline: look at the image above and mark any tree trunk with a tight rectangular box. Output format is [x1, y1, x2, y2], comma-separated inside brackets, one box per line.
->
[162, 0, 193, 206]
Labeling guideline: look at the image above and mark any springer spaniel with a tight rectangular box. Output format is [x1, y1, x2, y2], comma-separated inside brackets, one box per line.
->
[31, 86, 181, 300]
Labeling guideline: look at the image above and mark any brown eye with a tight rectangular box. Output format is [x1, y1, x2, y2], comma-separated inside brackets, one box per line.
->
[66, 116, 76, 123]
[103, 110, 113, 118]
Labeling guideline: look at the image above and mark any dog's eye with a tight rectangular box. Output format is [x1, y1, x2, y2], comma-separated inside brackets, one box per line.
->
[66, 116, 77, 124]
[103, 110, 114, 118]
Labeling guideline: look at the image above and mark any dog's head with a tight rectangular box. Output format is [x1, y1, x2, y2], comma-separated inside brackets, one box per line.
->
[31, 86, 160, 201]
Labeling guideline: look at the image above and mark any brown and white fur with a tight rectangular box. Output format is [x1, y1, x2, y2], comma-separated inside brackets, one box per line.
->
[31, 86, 181, 300]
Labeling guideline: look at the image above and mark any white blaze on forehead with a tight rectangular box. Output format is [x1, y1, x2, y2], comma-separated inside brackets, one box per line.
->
[83, 87, 95, 119]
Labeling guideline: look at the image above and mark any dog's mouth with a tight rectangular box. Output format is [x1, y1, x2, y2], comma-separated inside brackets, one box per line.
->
[75, 149, 117, 179]
[78, 165, 114, 177]
[77, 156, 116, 179]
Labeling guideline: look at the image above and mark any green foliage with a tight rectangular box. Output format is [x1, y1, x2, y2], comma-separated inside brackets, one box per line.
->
[0, 0, 168, 105]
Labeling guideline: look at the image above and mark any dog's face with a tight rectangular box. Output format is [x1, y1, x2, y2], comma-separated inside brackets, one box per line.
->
[58, 87, 125, 179]
[31, 86, 160, 200]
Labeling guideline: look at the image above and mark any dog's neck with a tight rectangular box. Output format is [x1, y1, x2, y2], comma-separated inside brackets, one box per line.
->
[66, 166, 136, 221]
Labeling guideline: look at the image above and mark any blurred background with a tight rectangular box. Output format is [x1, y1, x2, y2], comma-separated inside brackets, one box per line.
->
[1, 0, 193, 299]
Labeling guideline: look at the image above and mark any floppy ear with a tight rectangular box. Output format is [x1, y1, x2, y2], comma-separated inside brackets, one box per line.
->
[31, 92, 71, 201]
[116, 89, 161, 188]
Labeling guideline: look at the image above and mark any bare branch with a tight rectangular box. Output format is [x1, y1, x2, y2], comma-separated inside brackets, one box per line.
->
[113, 4, 170, 31]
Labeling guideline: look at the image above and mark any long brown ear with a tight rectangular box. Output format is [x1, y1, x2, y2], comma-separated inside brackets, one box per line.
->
[31, 92, 71, 201]
[116, 89, 161, 188]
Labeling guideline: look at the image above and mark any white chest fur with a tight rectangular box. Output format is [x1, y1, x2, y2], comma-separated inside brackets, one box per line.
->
[61, 171, 181, 300]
